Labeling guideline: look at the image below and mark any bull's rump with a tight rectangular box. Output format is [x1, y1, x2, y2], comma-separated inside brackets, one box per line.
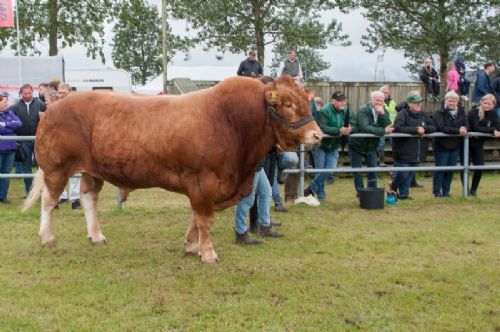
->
[36, 90, 241, 193]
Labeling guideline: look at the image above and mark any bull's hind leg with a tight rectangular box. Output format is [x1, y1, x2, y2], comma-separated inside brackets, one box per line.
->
[184, 212, 199, 255]
[39, 172, 67, 246]
[80, 174, 106, 245]
[39, 190, 60, 246]
[194, 211, 218, 263]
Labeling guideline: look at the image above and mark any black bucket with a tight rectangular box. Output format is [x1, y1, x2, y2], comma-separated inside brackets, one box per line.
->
[358, 188, 385, 210]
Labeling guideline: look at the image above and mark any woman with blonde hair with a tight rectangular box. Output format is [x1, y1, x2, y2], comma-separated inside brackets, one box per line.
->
[432, 91, 468, 197]
[465, 94, 500, 196]
[419, 58, 440, 101]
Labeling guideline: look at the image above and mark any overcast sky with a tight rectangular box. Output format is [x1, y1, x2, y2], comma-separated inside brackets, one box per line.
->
[2, 2, 414, 83]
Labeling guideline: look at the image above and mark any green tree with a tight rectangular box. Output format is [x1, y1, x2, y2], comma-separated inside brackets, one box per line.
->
[171, 0, 351, 79]
[0, 0, 117, 61]
[359, 0, 499, 88]
[111, 0, 163, 86]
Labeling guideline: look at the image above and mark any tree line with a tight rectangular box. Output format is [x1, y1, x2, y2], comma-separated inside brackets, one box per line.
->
[0, 0, 498, 87]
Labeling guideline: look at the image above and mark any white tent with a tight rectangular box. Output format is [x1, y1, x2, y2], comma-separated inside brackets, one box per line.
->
[135, 65, 238, 94]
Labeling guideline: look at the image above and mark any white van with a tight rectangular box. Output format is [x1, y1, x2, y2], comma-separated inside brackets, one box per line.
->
[65, 67, 132, 93]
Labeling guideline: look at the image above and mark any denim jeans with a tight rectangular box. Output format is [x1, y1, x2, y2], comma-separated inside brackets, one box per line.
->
[15, 140, 34, 194]
[311, 148, 339, 199]
[349, 148, 378, 191]
[235, 169, 271, 234]
[272, 168, 282, 205]
[433, 149, 459, 197]
[0, 151, 16, 199]
[392, 161, 419, 197]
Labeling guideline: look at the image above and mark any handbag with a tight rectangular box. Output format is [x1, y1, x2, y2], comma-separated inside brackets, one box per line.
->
[15, 143, 28, 163]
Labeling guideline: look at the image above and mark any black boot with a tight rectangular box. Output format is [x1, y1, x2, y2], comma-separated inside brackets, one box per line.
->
[259, 225, 284, 237]
[235, 231, 262, 245]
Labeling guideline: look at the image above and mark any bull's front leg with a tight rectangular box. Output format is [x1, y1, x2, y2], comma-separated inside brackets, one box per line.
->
[194, 211, 218, 263]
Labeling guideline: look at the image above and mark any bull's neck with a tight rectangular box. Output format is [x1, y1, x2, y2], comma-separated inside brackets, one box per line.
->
[230, 100, 276, 165]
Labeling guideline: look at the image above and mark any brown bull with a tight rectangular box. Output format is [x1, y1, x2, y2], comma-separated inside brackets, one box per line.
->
[23, 76, 322, 263]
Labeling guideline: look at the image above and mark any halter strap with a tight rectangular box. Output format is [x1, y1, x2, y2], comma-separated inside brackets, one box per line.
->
[267, 105, 314, 132]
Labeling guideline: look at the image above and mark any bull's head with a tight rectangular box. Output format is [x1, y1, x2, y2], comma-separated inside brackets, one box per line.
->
[264, 76, 323, 151]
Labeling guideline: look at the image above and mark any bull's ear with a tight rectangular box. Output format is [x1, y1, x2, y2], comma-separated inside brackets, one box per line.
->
[264, 89, 280, 105]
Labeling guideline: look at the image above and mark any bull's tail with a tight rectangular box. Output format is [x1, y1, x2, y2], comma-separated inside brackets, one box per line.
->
[22, 168, 45, 212]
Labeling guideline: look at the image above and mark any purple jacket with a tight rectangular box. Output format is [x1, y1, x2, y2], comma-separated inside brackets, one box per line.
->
[0, 109, 22, 151]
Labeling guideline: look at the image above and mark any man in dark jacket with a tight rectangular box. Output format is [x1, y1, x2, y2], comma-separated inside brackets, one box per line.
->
[236, 51, 263, 78]
[391, 95, 436, 199]
[349, 91, 393, 192]
[472, 62, 496, 104]
[12, 84, 46, 195]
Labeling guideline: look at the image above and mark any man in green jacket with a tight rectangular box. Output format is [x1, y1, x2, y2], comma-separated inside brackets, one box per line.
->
[349, 90, 394, 192]
[306, 91, 351, 199]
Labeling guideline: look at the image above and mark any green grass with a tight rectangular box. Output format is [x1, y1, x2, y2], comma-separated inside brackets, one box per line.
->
[0, 174, 499, 331]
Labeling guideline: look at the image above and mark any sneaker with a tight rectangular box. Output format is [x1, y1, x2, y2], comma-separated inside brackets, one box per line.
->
[294, 195, 321, 207]
[461, 95, 469, 102]
[0, 197, 11, 204]
[59, 198, 68, 204]
[71, 199, 81, 209]
[427, 95, 434, 102]
[274, 204, 288, 213]
[434, 96, 440, 102]
[397, 194, 413, 200]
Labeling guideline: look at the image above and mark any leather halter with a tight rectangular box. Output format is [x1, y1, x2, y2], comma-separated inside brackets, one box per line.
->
[267, 105, 315, 133]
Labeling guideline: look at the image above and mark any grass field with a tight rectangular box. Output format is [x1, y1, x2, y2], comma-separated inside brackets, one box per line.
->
[0, 174, 499, 331]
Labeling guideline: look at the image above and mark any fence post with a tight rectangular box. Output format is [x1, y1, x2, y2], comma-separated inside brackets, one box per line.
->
[299, 144, 305, 196]
[462, 134, 470, 198]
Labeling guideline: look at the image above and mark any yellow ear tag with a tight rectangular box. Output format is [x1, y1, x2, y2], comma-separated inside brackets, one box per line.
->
[270, 91, 279, 102]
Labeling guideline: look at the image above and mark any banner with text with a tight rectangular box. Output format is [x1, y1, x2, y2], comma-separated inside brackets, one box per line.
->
[0, 0, 14, 27]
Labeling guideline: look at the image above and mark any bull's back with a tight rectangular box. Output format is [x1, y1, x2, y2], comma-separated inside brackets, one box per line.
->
[36, 90, 238, 190]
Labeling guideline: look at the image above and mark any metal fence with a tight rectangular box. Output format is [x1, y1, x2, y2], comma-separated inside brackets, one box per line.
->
[285, 132, 500, 198]
[2, 133, 500, 199]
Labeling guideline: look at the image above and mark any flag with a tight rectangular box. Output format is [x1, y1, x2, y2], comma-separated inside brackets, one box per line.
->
[0, 0, 14, 27]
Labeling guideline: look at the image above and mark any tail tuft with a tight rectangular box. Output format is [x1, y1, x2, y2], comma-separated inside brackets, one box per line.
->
[22, 169, 45, 212]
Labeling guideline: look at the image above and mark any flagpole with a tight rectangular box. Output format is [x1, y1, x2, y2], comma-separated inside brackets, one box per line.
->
[15, 0, 21, 87]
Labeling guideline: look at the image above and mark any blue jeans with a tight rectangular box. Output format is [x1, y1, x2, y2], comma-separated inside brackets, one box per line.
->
[0, 151, 16, 199]
[235, 169, 271, 234]
[495, 107, 500, 119]
[433, 150, 459, 197]
[349, 148, 378, 191]
[311, 148, 339, 199]
[15, 140, 34, 194]
[272, 168, 282, 205]
[392, 161, 419, 197]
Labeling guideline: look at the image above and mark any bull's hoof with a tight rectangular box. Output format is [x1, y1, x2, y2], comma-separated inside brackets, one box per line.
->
[89, 234, 107, 246]
[200, 251, 219, 264]
[40, 235, 56, 247]
[184, 241, 199, 255]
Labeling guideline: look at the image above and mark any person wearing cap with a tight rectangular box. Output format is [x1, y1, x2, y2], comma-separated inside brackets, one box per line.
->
[348, 91, 394, 193]
[305, 91, 351, 200]
[432, 91, 468, 198]
[390, 94, 436, 199]
[237, 50, 263, 78]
